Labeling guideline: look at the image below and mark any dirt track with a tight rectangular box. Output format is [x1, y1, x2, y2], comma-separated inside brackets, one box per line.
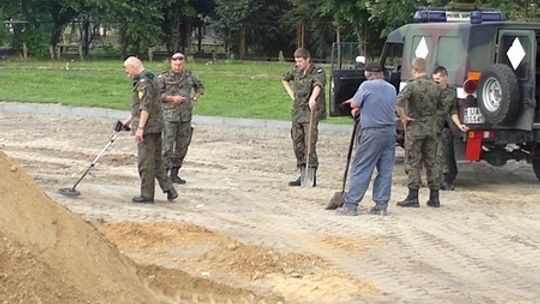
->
[1, 109, 540, 303]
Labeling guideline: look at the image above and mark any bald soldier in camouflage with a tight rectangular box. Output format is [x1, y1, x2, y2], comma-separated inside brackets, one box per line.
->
[432, 66, 469, 190]
[396, 57, 442, 208]
[282, 48, 326, 186]
[158, 52, 204, 184]
[121, 56, 178, 203]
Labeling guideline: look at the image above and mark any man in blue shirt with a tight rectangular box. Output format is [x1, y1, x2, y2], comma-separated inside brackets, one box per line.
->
[336, 62, 397, 216]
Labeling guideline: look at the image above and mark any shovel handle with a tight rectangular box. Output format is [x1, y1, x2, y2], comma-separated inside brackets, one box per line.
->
[306, 110, 315, 156]
[341, 119, 359, 192]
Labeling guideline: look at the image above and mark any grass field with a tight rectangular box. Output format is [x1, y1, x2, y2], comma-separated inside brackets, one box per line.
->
[0, 59, 350, 124]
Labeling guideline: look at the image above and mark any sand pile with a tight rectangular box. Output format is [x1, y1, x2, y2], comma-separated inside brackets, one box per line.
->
[0, 150, 163, 304]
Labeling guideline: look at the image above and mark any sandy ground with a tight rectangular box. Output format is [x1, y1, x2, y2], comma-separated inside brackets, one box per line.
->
[1, 110, 540, 303]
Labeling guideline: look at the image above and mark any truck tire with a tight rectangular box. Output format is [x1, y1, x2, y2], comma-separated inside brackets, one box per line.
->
[533, 159, 540, 182]
[443, 128, 458, 184]
[477, 64, 520, 125]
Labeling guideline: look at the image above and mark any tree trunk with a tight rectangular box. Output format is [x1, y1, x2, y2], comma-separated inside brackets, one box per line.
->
[239, 25, 246, 59]
[197, 26, 202, 53]
[83, 17, 90, 57]
[296, 23, 304, 49]
[182, 21, 192, 55]
[169, 5, 182, 53]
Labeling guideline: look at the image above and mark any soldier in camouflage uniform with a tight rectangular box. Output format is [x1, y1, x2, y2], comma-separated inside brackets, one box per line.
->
[432, 66, 469, 190]
[158, 52, 204, 184]
[282, 48, 326, 186]
[396, 58, 442, 208]
[121, 56, 178, 203]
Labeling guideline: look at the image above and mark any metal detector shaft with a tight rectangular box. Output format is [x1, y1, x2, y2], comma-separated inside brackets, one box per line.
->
[69, 131, 120, 191]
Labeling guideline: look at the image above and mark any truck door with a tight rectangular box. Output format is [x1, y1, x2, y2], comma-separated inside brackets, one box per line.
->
[488, 30, 537, 130]
[329, 42, 367, 117]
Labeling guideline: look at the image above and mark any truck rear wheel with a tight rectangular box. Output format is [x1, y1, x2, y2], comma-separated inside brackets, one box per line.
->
[477, 64, 520, 125]
[532, 159, 540, 182]
[443, 128, 458, 184]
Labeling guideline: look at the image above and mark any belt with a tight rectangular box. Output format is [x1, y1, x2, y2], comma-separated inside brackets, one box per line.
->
[362, 125, 394, 130]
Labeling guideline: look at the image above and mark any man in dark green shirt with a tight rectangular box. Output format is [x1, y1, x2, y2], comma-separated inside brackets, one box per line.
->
[121, 56, 178, 203]
[282, 48, 326, 186]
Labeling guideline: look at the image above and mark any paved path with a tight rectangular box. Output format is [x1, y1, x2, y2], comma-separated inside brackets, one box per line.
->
[0, 101, 351, 132]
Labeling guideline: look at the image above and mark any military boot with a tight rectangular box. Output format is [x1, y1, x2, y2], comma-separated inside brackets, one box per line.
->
[170, 167, 186, 184]
[426, 188, 440, 208]
[166, 187, 178, 202]
[132, 195, 154, 204]
[288, 176, 301, 186]
[397, 188, 419, 208]
[439, 174, 454, 191]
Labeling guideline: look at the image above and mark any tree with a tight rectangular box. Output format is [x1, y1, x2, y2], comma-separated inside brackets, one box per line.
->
[213, 0, 291, 59]
[281, 0, 336, 59]
[106, 0, 166, 57]
[487, 0, 540, 22]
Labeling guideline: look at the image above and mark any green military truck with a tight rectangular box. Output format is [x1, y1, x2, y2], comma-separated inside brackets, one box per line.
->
[330, 10, 540, 183]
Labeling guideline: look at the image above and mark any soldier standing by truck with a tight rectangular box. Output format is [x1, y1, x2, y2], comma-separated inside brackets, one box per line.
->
[432, 66, 469, 190]
[158, 52, 204, 184]
[282, 48, 326, 186]
[396, 57, 442, 208]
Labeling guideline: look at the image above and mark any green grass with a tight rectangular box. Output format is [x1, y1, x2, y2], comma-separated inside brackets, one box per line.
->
[0, 59, 350, 124]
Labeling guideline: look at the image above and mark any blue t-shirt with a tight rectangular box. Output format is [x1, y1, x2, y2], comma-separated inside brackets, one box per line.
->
[352, 79, 397, 129]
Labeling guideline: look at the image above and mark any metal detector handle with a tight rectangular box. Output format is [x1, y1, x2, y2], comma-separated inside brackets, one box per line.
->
[114, 120, 131, 132]
[341, 119, 359, 192]
[70, 132, 121, 191]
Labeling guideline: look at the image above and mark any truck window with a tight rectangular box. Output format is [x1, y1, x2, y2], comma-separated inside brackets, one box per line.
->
[412, 36, 432, 62]
[436, 36, 463, 79]
[381, 43, 403, 71]
[499, 35, 531, 80]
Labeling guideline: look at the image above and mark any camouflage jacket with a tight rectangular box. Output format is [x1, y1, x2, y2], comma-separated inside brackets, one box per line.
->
[397, 75, 442, 123]
[158, 69, 204, 122]
[130, 70, 163, 134]
[282, 65, 326, 123]
[436, 85, 458, 128]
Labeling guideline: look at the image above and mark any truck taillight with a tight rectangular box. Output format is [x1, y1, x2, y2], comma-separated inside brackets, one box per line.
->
[466, 130, 495, 161]
[463, 71, 481, 94]
[463, 79, 477, 94]
[467, 130, 495, 139]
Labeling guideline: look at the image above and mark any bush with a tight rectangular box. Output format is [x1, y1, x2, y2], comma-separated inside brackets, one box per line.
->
[22, 26, 50, 57]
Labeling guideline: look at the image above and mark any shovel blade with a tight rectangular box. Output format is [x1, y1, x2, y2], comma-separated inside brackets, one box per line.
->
[300, 167, 316, 187]
[326, 191, 346, 210]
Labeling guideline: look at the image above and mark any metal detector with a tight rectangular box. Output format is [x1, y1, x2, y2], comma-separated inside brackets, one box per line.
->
[58, 121, 128, 198]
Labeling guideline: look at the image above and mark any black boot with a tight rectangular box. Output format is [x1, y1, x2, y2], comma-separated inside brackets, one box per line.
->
[170, 167, 186, 184]
[439, 174, 454, 191]
[288, 175, 301, 186]
[426, 188, 440, 208]
[166, 187, 178, 202]
[397, 188, 419, 208]
[132, 195, 154, 204]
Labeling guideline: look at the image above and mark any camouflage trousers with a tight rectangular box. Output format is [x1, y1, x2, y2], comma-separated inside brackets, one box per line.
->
[436, 132, 448, 174]
[137, 132, 173, 198]
[404, 127, 439, 189]
[162, 120, 193, 170]
[291, 120, 318, 169]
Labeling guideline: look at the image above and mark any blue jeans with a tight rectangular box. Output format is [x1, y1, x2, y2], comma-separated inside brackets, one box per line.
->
[345, 126, 396, 210]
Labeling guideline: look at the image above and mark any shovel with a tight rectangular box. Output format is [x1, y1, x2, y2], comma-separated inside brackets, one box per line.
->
[59, 121, 128, 198]
[300, 110, 316, 187]
[325, 119, 359, 209]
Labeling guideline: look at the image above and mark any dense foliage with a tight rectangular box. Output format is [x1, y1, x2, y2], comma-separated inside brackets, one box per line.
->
[1, 0, 539, 59]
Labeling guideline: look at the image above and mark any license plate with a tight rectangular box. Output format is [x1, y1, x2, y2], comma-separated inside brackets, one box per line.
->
[463, 107, 485, 124]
